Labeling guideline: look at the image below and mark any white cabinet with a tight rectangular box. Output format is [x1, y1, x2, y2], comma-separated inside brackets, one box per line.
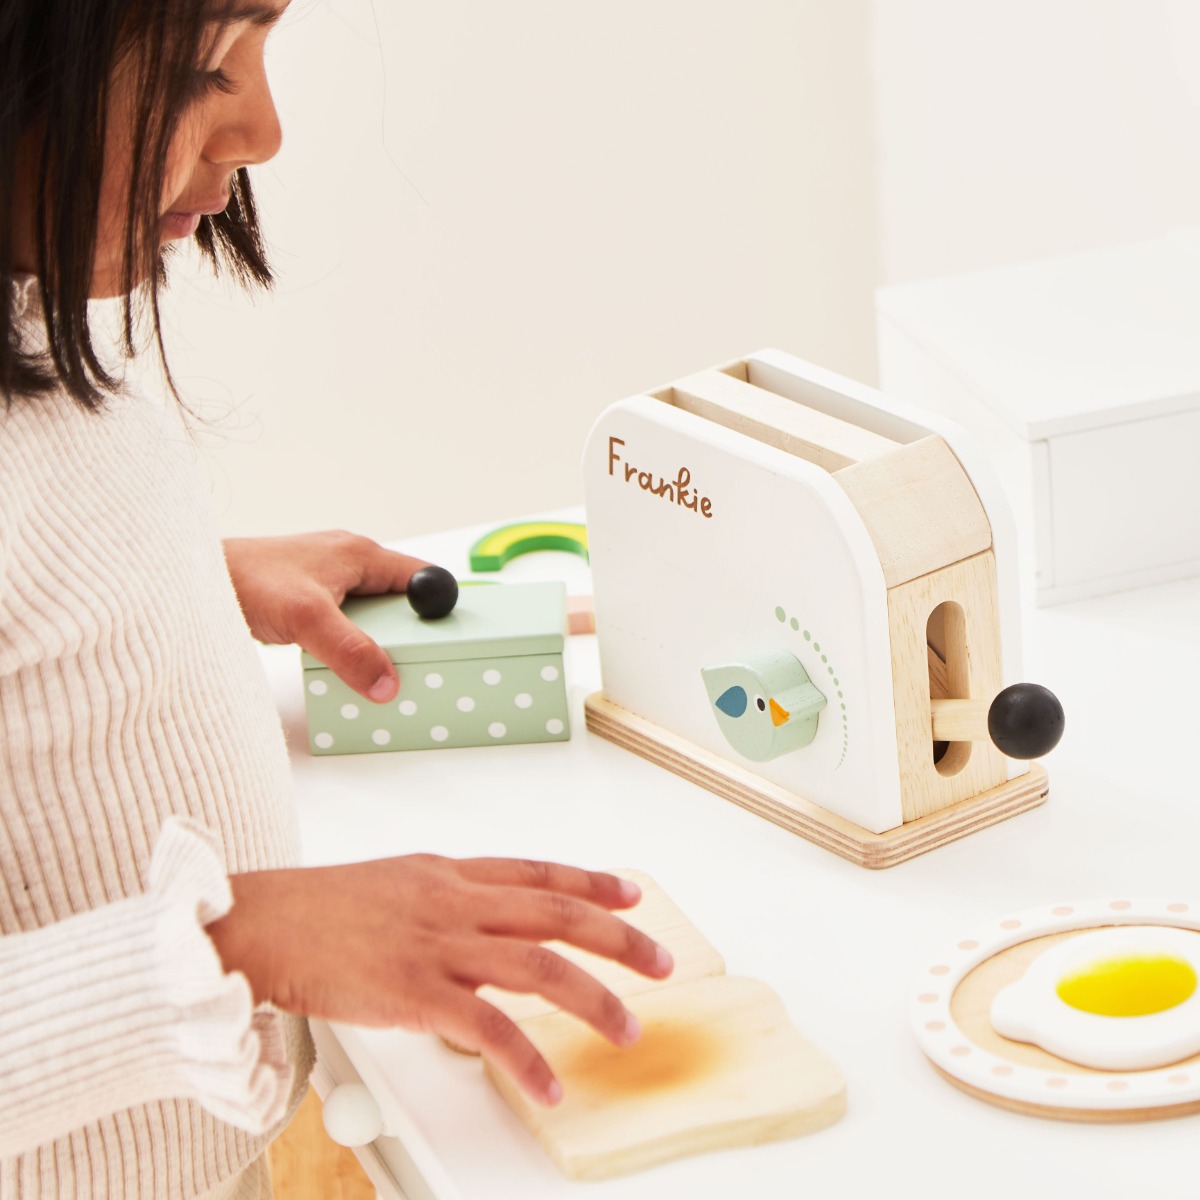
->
[876, 231, 1200, 604]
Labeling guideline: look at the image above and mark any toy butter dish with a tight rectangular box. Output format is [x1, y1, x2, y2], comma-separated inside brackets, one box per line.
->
[303, 581, 570, 755]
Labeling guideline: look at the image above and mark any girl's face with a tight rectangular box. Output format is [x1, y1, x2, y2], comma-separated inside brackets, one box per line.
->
[92, 2, 289, 296]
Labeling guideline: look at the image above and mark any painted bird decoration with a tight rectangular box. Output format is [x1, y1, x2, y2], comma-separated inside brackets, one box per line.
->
[701, 650, 827, 762]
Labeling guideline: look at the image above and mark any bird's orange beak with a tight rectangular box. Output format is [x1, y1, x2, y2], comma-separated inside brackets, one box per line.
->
[769, 698, 789, 727]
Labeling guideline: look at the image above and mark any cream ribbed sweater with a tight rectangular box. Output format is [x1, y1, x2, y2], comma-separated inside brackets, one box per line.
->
[0, 282, 314, 1198]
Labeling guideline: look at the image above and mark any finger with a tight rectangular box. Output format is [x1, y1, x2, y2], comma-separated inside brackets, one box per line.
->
[473, 888, 672, 981]
[433, 989, 564, 1106]
[456, 938, 641, 1049]
[457, 859, 643, 911]
[296, 599, 399, 702]
[344, 542, 433, 597]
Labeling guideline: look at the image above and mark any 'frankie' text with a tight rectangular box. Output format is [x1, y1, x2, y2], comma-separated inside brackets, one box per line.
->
[607, 436, 714, 518]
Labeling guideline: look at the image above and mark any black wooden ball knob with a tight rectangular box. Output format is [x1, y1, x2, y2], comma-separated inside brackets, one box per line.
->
[987, 683, 1064, 759]
[406, 565, 459, 620]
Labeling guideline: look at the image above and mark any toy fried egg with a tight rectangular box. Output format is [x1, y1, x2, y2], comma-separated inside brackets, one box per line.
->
[991, 926, 1200, 1071]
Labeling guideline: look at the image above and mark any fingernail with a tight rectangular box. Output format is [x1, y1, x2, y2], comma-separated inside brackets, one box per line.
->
[623, 1011, 641, 1044]
[655, 945, 674, 975]
[618, 878, 642, 904]
[545, 1079, 563, 1105]
[367, 673, 397, 702]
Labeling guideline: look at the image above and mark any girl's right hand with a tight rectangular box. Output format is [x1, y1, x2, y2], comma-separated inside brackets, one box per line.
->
[204, 855, 674, 1106]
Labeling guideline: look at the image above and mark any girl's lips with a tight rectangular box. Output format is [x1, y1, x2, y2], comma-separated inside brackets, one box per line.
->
[160, 194, 230, 240]
[161, 211, 202, 239]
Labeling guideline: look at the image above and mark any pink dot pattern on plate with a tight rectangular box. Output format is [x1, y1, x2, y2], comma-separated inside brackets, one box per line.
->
[918, 901, 1200, 1112]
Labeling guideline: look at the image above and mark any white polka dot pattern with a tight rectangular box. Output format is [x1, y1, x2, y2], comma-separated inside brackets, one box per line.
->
[304, 653, 568, 754]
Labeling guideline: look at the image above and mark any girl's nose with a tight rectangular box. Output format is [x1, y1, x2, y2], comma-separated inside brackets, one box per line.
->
[205, 66, 282, 170]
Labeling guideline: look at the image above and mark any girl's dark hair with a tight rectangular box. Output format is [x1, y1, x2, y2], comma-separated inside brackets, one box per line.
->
[0, 0, 273, 409]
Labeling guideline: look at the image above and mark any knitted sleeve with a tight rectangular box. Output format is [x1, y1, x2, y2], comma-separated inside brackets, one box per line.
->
[0, 818, 293, 1157]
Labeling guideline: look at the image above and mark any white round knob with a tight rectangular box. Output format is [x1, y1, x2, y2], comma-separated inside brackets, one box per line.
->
[322, 1082, 385, 1147]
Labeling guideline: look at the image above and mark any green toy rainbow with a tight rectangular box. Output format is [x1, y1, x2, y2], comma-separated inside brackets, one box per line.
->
[468, 521, 589, 572]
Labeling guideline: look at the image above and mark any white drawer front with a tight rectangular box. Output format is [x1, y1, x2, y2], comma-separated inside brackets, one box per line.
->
[1047, 407, 1200, 592]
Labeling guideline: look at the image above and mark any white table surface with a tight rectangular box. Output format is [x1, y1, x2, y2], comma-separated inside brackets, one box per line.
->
[263, 513, 1200, 1200]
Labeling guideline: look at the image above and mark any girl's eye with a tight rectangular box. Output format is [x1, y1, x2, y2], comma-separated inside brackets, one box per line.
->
[189, 67, 236, 99]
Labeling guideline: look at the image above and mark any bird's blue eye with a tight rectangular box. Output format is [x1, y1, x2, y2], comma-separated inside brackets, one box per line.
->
[715, 686, 748, 717]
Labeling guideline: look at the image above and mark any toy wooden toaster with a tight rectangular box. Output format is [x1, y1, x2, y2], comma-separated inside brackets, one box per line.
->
[582, 349, 1063, 868]
[303, 581, 571, 755]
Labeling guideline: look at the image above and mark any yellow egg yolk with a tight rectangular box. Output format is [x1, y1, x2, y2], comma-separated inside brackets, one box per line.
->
[1056, 953, 1198, 1017]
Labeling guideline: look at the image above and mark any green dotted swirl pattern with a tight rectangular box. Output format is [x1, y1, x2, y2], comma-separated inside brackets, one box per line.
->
[774, 605, 848, 769]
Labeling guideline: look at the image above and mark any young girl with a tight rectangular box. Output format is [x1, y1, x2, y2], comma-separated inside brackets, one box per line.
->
[0, 3, 672, 1196]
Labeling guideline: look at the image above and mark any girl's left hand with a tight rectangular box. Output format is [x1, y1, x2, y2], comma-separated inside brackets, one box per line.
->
[223, 531, 430, 701]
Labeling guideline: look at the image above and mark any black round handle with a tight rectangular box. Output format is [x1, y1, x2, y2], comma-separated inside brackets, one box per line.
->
[987, 683, 1065, 759]
[406, 565, 459, 620]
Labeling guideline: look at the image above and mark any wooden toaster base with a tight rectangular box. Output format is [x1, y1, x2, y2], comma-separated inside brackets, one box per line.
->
[584, 693, 1048, 869]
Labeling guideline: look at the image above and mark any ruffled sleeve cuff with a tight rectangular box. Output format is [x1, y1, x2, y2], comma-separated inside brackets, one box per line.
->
[0, 818, 292, 1157]
[148, 817, 293, 1132]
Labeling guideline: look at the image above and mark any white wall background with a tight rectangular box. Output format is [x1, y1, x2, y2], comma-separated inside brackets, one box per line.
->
[871, 0, 1200, 283]
[158, 0, 878, 542]
[157, 1, 1200, 542]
